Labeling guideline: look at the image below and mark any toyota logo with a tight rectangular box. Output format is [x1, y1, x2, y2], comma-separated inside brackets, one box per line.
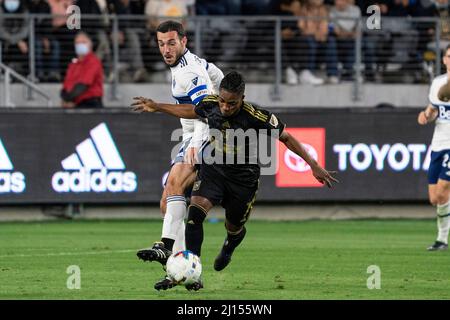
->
[284, 144, 318, 172]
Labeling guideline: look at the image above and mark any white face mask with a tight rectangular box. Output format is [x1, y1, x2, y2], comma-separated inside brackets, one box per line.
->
[75, 43, 90, 57]
[4, 0, 20, 12]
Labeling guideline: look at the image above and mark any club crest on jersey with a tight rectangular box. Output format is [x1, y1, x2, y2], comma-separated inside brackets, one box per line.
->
[192, 77, 198, 86]
[270, 114, 279, 127]
[193, 180, 201, 191]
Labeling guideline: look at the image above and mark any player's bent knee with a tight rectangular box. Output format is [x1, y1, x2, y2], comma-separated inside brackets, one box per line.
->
[165, 178, 185, 196]
[434, 192, 450, 205]
[187, 204, 207, 225]
[225, 220, 242, 233]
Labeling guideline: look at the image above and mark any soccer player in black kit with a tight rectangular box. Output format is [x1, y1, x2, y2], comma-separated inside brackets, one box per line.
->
[132, 71, 338, 291]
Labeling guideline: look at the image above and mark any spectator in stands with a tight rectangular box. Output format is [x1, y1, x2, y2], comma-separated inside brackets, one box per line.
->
[383, 0, 420, 67]
[75, 0, 112, 81]
[61, 32, 104, 108]
[358, 0, 421, 82]
[299, 0, 339, 84]
[242, 0, 272, 14]
[109, 0, 148, 82]
[145, 0, 195, 30]
[196, 0, 248, 67]
[426, 0, 450, 52]
[0, 0, 30, 75]
[29, 0, 61, 82]
[356, 0, 387, 82]
[329, 0, 361, 81]
[47, 0, 77, 78]
[270, 0, 312, 85]
[196, 0, 240, 15]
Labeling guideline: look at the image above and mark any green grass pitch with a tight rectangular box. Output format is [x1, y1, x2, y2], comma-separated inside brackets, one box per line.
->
[0, 219, 449, 299]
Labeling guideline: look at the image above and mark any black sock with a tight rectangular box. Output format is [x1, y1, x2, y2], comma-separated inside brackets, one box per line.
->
[186, 222, 203, 257]
[185, 205, 207, 257]
[224, 226, 246, 254]
[161, 238, 175, 252]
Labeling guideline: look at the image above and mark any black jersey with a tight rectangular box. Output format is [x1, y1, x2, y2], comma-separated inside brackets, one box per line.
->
[194, 95, 285, 183]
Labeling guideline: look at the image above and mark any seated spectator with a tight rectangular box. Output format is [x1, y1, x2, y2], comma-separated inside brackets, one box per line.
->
[196, 0, 248, 66]
[271, 0, 314, 85]
[28, 0, 61, 82]
[383, 0, 420, 67]
[75, 0, 112, 80]
[358, 0, 421, 83]
[242, 0, 272, 14]
[329, 0, 361, 81]
[145, 0, 194, 30]
[299, 0, 339, 84]
[356, 0, 388, 81]
[426, 0, 450, 52]
[47, 0, 77, 77]
[0, 0, 30, 75]
[109, 0, 147, 82]
[61, 32, 104, 108]
[196, 0, 241, 15]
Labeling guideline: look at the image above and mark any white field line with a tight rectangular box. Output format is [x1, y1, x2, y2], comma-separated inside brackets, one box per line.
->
[0, 249, 136, 259]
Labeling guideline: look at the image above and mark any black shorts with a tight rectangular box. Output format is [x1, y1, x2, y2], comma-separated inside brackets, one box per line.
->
[191, 164, 259, 227]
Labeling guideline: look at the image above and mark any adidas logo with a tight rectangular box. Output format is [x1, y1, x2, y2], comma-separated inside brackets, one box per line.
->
[0, 138, 25, 193]
[51, 123, 137, 193]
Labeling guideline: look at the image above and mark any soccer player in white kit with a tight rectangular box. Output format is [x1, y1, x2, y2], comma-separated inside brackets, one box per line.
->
[418, 44, 450, 251]
[135, 21, 224, 289]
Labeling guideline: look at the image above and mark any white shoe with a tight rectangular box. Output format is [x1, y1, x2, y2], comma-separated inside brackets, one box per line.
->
[328, 76, 340, 84]
[299, 70, 324, 85]
[285, 67, 298, 85]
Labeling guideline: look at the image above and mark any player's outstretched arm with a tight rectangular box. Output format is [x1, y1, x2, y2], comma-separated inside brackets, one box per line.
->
[131, 97, 198, 119]
[418, 104, 438, 125]
[279, 131, 339, 188]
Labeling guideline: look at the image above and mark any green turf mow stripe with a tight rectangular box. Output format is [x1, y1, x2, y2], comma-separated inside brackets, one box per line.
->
[0, 219, 449, 299]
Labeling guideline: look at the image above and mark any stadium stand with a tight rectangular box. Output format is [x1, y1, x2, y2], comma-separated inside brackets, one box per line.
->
[0, 0, 448, 107]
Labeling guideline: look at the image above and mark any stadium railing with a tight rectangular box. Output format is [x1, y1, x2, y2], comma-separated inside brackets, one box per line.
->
[0, 62, 52, 107]
[0, 14, 444, 104]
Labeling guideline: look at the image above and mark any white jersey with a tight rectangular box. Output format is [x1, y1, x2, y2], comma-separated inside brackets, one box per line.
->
[170, 49, 224, 148]
[428, 74, 450, 151]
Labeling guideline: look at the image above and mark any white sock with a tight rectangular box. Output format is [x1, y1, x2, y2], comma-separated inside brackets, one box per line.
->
[161, 196, 186, 250]
[173, 220, 186, 253]
[436, 200, 450, 244]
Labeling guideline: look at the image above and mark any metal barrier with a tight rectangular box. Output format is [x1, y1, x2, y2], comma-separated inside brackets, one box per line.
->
[0, 62, 52, 107]
[0, 14, 445, 104]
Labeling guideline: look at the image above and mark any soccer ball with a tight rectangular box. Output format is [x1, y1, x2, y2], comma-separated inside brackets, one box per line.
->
[166, 250, 202, 286]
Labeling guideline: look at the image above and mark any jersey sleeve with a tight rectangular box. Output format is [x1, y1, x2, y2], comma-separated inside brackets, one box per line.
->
[194, 98, 214, 118]
[179, 72, 211, 105]
[250, 105, 286, 134]
[429, 78, 441, 108]
[206, 62, 224, 94]
[429, 76, 450, 107]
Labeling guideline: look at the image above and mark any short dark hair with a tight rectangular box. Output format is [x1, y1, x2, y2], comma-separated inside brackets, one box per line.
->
[156, 20, 186, 39]
[446, 44, 450, 54]
[220, 71, 246, 96]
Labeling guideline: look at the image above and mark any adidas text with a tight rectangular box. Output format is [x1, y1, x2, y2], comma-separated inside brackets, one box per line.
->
[0, 172, 25, 193]
[52, 168, 137, 193]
